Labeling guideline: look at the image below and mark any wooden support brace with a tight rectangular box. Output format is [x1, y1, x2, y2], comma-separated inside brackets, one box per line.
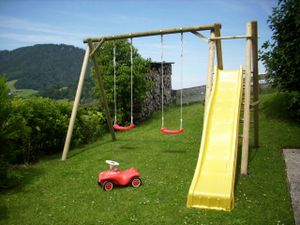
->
[191, 31, 209, 42]
[251, 100, 260, 107]
[87, 40, 116, 142]
[210, 35, 251, 40]
[240, 118, 254, 124]
[89, 39, 105, 57]
[62, 46, 90, 160]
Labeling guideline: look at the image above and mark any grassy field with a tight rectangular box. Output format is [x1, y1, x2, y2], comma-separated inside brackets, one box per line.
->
[1, 93, 300, 225]
[7, 80, 39, 97]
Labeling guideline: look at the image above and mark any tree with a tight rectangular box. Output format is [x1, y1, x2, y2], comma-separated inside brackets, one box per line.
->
[92, 40, 151, 124]
[0, 76, 28, 188]
[260, 0, 300, 120]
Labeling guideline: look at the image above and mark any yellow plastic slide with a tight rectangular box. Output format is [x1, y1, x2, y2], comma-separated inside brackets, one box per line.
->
[187, 66, 243, 211]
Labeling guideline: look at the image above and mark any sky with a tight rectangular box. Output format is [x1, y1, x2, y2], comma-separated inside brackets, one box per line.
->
[0, 0, 277, 89]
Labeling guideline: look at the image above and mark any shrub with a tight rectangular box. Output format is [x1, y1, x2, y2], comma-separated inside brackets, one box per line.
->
[93, 40, 151, 124]
[74, 108, 106, 145]
[0, 76, 28, 188]
[12, 97, 67, 163]
[1, 76, 107, 188]
[260, 0, 300, 121]
[11, 97, 106, 163]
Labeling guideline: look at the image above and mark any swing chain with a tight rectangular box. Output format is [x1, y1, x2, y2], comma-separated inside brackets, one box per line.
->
[130, 38, 134, 124]
[160, 33, 184, 132]
[113, 43, 117, 124]
[180, 32, 183, 129]
[161, 34, 164, 128]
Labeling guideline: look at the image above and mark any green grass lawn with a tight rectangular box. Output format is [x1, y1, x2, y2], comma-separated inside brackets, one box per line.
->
[7, 80, 39, 97]
[1, 93, 300, 225]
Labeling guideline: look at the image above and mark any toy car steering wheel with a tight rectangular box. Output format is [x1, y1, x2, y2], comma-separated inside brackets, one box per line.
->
[105, 160, 120, 167]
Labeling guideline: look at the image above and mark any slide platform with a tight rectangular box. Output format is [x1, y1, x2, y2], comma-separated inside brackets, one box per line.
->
[187, 67, 243, 211]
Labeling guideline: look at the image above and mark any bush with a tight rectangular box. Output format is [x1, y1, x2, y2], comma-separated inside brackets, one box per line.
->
[0, 76, 28, 188]
[93, 40, 151, 124]
[11, 97, 106, 163]
[262, 91, 300, 122]
[285, 92, 300, 121]
[12, 97, 68, 163]
[260, 0, 300, 121]
[72, 106, 106, 146]
[1, 77, 107, 189]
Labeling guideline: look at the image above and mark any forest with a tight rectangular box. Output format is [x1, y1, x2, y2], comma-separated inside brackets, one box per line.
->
[0, 44, 94, 100]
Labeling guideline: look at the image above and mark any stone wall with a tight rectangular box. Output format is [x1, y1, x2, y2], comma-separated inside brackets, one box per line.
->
[172, 85, 206, 105]
[172, 74, 269, 105]
[135, 62, 172, 121]
[136, 64, 268, 120]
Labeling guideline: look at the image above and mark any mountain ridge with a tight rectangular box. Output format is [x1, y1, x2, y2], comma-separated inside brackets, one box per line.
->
[0, 44, 87, 90]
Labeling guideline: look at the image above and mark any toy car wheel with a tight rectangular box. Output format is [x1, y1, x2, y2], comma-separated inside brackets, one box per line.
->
[131, 177, 142, 188]
[103, 181, 114, 191]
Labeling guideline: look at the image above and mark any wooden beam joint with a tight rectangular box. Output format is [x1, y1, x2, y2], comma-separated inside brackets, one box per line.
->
[191, 31, 209, 42]
[89, 39, 105, 57]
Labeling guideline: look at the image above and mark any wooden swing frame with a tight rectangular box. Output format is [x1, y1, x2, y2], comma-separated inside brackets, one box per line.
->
[61, 22, 259, 177]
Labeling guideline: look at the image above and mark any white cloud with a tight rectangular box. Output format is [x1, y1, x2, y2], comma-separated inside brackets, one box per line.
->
[0, 32, 82, 47]
[52, 10, 106, 23]
[209, 0, 248, 12]
[256, 0, 276, 15]
[53, 9, 150, 25]
[0, 16, 87, 46]
[0, 16, 75, 36]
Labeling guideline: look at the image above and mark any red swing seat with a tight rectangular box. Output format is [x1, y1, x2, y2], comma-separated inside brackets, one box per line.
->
[113, 123, 135, 131]
[160, 127, 184, 135]
[159, 34, 185, 136]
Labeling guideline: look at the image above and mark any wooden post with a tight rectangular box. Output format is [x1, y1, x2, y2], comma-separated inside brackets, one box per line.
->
[204, 30, 216, 115]
[87, 40, 116, 142]
[62, 46, 90, 160]
[241, 22, 252, 175]
[251, 21, 259, 148]
[214, 24, 223, 70]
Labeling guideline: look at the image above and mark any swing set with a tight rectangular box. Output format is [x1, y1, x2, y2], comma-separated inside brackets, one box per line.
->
[61, 22, 259, 185]
[112, 39, 135, 131]
[160, 33, 184, 135]
[111, 34, 184, 134]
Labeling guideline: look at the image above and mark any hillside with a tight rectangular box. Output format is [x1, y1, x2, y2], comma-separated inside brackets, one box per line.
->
[0, 93, 299, 224]
[0, 44, 88, 90]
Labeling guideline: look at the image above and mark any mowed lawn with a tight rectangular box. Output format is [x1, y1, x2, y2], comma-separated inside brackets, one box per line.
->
[1, 93, 300, 225]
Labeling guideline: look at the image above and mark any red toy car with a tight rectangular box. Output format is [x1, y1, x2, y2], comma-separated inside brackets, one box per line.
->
[98, 160, 142, 191]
